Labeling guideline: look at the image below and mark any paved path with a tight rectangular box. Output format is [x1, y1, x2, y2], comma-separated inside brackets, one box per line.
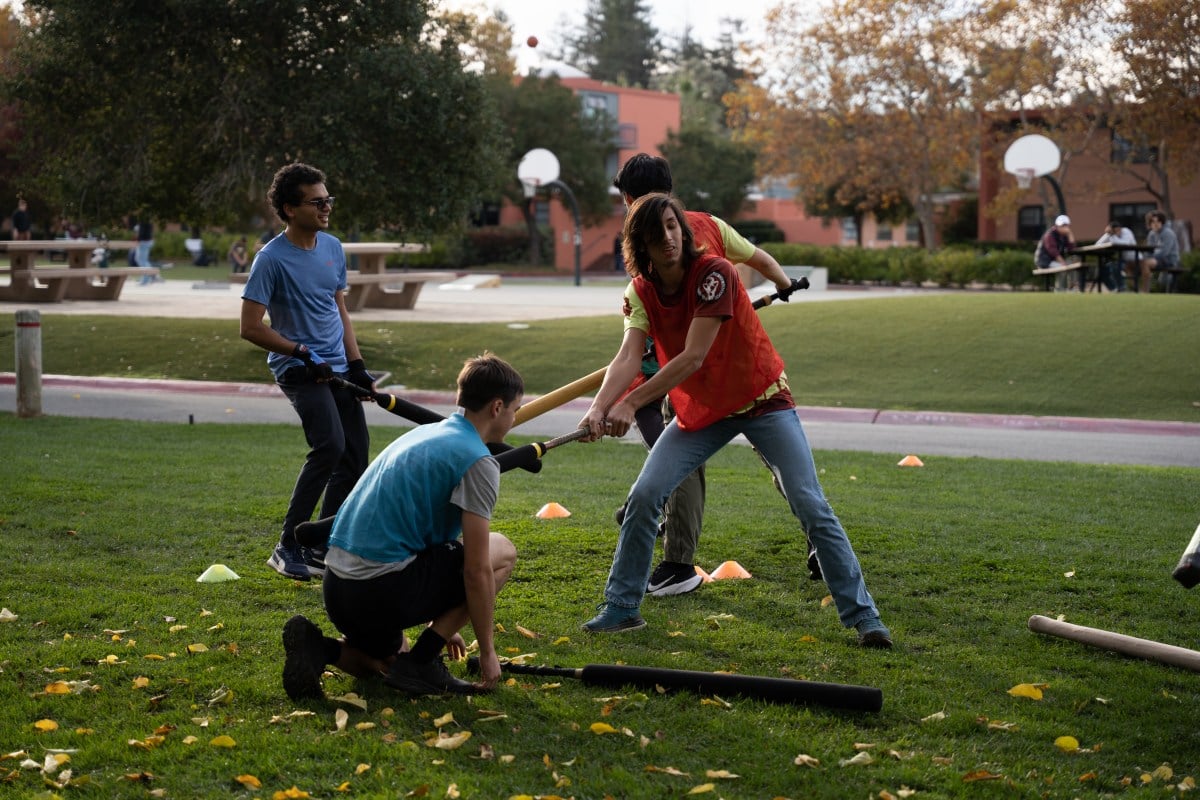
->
[4, 277, 1199, 467]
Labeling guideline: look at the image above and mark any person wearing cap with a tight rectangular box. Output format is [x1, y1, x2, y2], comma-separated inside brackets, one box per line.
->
[1034, 214, 1077, 290]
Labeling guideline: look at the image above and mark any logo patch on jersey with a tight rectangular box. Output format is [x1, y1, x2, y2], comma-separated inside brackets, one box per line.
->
[697, 270, 727, 303]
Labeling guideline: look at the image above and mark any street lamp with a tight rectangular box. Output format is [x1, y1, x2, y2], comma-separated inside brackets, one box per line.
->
[518, 148, 582, 287]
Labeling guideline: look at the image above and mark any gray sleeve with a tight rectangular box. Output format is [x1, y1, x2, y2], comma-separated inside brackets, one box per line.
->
[450, 456, 500, 520]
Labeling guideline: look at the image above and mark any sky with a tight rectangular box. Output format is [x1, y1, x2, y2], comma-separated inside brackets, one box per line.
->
[436, 0, 790, 70]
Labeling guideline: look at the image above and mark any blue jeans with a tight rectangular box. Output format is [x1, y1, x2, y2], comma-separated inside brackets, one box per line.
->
[602, 408, 881, 629]
[135, 240, 153, 267]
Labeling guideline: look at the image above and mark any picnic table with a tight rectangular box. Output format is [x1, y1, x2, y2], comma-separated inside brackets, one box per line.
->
[0, 239, 158, 303]
[230, 241, 445, 311]
[1074, 242, 1174, 292]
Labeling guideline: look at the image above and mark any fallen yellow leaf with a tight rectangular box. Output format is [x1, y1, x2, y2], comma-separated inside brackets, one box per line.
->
[962, 769, 1003, 782]
[235, 774, 261, 788]
[839, 752, 874, 767]
[516, 625, 538, 639]
[186, 643, 208, 654]
[590, 722, 617, 735]
[794, 754, 820, 767]
[1054, 735, 1080, 753]
[434, 712, 456, 727]
[355, 764, 371, 775]
[428, 731, 472, 750]
[705, 769, 740, 779]
[687, 784, 715, 795]
[132, 676, 150, 689]
[334, 709, 349, 732]
[44, 681, 71, 695]
[1007, 683, 1044, 700]
[209, 735, 236, 748]
[273, 787, 310, 799]
[33, 719, 59, 732]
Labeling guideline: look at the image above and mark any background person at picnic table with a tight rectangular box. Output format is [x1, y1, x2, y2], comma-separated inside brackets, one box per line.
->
[1135, 210, 1180, 293]
[10, 197, 31, 240]
[228, 236, 250, 274]
[1034, 214, 1077, 291]
[239, 162, 376, 582]
[133, 212, 160, 284]
[1093, 220, 1136, 292]
[576, 192, 893, 648]
[280, 353, 523, 700]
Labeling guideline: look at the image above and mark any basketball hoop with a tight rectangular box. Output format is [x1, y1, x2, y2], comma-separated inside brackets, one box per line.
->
[1015, 168, 1035, 190]
[521, 178, 540, 200]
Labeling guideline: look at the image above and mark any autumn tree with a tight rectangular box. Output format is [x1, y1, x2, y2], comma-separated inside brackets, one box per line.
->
[731, 0, 986, 250]
[1, 0, 506, 235]
[1109, 0, 1200, 218]
[560, 0, 659, 87]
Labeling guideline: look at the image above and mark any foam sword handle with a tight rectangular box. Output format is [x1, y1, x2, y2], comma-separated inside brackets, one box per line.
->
[466, 656, 883, 712]
[1172, 522, 1200, 589]
[752, 276, 810, 309]
[329, 376, 539, 473]
[491, 428, 590, 473]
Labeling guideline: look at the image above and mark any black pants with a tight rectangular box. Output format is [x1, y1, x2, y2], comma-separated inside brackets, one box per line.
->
[277, 368, 369, 546]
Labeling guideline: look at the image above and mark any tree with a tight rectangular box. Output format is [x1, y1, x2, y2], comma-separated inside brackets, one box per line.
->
[488, 73, 615, 264]
[659, 124, 756, 220]
[2, 0, 506, 234]
[730, 0, 982, 250]
[561, 0, 658, 87]
[1109, 0, 1200, 218]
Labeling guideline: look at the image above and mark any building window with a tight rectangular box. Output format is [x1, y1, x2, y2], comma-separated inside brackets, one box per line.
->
[905, 221, 920, 242]
[1110, 202, 1157, 240]
[876, 224, 893, 242]
[1111, 130, 1158, 164]
[1017, 206, 1044, 241]
[617, 123, 637, 148]
[841, 217, 858, 243]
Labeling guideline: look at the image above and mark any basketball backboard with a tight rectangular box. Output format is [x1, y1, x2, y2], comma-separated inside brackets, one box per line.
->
[1003, 134, 1061, 178]
[518, 148, 560, 197]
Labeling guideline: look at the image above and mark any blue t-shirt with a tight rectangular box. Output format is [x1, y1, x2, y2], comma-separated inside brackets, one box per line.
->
[328, 414, 492, 564]
[242, 231, 349, 378]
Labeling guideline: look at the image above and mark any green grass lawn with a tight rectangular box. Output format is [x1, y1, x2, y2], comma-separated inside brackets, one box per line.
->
[2, 292, 1198, 422]
[1, 415, 1199, 798]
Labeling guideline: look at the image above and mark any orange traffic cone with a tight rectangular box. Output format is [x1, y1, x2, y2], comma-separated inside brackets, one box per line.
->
[897, 454, 925, 467]
[535, 502, 571, 519]
[709, 560, 752, 580]
[694, 565, 714, 583]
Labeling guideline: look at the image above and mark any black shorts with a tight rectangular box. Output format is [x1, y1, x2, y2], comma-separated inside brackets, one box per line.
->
[323, 540, 467, 660]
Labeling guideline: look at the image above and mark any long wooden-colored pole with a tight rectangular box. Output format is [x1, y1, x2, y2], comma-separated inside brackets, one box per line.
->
[1028, 615, 1200, 672]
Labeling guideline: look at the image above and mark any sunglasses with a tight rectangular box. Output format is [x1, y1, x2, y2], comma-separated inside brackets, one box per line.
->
[299, 196, 335, 210]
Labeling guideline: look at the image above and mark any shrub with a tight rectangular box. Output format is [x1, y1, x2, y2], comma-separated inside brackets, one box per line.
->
[731, 219, 785, 243]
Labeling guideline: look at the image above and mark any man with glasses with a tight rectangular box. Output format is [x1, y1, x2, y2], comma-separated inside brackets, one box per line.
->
[240, 163, 376, 581]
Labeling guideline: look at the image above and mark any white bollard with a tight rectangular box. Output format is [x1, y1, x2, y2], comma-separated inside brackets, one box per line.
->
[15, 309, 42, 418]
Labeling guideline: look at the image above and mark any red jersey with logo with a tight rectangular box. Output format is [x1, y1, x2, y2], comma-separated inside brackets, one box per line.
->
[631, 254, 785, 430]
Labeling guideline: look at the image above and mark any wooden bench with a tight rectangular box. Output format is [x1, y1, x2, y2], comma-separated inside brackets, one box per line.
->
[1032, 261, 1085, 291]
[0, 266, 160, 303]
[229, 270, 450, 311]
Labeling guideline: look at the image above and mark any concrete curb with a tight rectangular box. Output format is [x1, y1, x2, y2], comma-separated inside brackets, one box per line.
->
[5, 373, 1197, 437]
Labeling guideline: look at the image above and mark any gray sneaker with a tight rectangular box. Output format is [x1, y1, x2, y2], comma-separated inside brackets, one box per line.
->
[582, 602, 646, 633]
[268, 541, 311, 581]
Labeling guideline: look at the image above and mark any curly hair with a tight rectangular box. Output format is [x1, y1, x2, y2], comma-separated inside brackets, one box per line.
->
[620, 193, 701, 283]
[267, 163, 326, 224]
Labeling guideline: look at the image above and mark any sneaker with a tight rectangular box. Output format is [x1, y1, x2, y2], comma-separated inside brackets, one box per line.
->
[855, 618, 893, 649]
[384, 653, 475, 695]
[303, 546, 327, 579]
[268, 541, 311, 581]
[582, 603, 646, 633]
[282, 615, 326, 700]
[806, 541, 822, 581]
[646, 561, 703, 597]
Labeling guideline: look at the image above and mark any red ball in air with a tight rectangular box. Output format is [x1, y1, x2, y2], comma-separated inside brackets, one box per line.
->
[526, 35, 538, 48]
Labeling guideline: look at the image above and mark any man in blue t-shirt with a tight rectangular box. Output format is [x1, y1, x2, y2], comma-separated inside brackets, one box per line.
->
[240, 163, 376, 581]
[281, 354, 524, 699]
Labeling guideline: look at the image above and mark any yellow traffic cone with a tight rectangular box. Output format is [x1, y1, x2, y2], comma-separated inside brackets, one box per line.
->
[710, 560, 752, 580]
[897, 454, 925, 467]
[535, 502, 571, 519]
[196, 564, 240, 583]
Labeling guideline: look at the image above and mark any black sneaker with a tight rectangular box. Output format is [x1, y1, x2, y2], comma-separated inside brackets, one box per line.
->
[282, 615, 326, 700]
[806, 540, 822, 581]
[646, 561, 703, 597]
[384, 653, 475, 695]
[303, 547, 327, 579]
[268, 541, 311, 581]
